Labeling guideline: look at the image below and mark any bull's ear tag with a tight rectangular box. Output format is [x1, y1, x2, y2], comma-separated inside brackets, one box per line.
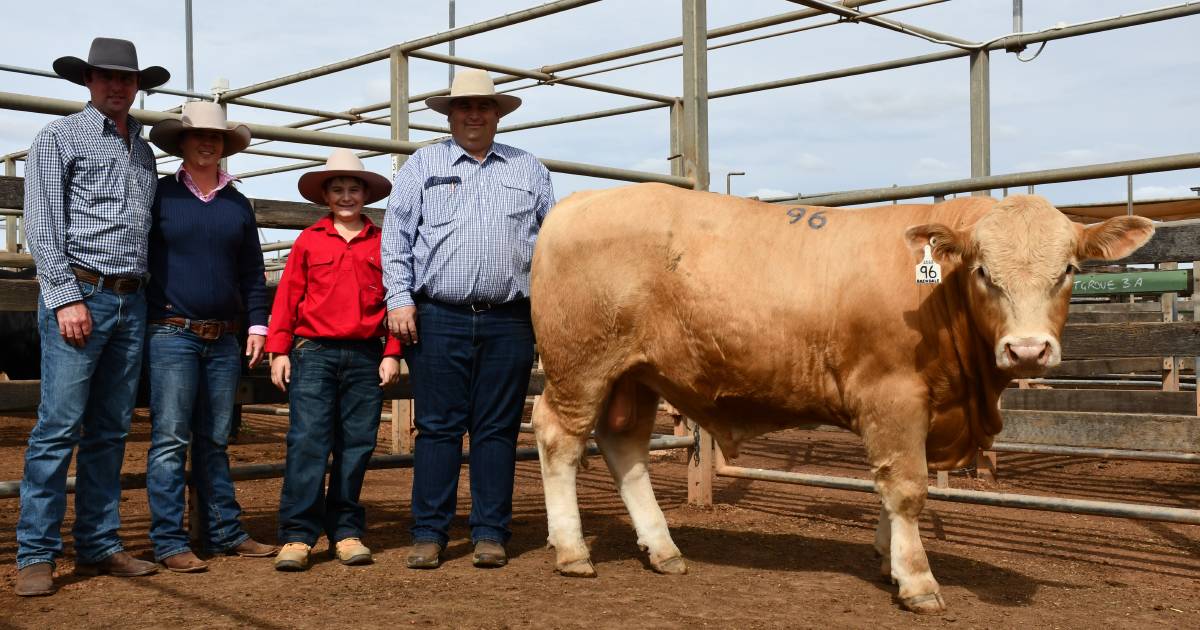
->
[915, 244, 942, 285]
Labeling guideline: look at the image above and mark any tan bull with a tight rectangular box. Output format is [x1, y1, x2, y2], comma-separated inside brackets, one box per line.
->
[530, 183, 1154, 613]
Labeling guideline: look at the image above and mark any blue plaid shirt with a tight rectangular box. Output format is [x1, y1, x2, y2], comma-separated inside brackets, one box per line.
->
[24, 103, 157, 309]
[382, 138, 554, 309]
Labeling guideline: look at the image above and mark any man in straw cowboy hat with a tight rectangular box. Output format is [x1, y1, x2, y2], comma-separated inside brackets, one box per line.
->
[17, 37, 169, 596]
[266, 149, 402, 571]
[141, 100, 276, 573]
[383, 68, 554, 569]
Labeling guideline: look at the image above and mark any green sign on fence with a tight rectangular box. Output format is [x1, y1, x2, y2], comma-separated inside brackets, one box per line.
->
[1071, 270, 1190, 295]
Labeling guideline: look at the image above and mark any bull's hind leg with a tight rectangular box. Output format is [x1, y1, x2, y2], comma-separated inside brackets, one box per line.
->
[862, 411, 946, 614]
[533, 391, 595, 577]
[593, 379, 686, 575]
[874, 504, 893, 582]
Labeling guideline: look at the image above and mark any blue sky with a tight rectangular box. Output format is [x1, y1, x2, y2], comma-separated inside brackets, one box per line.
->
[2, 0, 1198, 229]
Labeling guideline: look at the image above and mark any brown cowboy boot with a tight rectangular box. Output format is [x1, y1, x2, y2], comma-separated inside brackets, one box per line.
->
[15, 563, 56, 597]
[75, 551, 158, 577]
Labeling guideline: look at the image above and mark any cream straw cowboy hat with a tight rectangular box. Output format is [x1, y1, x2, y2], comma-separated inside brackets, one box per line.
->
[149, 101, 252, 158]
[54, 37, 170, 90]
[425, 69, 522, 117]
[297, 149, 392, 206]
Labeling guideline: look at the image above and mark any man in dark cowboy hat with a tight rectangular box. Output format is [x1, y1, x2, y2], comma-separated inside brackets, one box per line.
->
[16, 37, 169, 596]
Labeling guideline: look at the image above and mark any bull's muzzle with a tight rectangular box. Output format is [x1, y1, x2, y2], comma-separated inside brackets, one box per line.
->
[996, 335, 1061, 373]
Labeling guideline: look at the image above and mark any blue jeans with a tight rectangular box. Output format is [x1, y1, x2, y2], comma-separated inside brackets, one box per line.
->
[406, 299, 535, 547]
[145, 325, 249, 560]
[277, 338, 383, 546]
[17, 281, 146, 569]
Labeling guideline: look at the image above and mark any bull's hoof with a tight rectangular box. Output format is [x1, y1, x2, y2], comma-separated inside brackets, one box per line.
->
[651, 555, 688, 575]
[555, 558, 597, 578]
[901, 592, 947, 615]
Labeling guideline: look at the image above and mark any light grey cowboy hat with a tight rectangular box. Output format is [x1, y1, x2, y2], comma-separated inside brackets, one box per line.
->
[297, 149, 392, 206]
[149, 101, 252, 158]
[425, 69, 521, 117]
[53, 37, 170, 90]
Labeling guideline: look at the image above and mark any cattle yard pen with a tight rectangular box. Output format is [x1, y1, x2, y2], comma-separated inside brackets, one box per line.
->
[1, 1, 1199, 527]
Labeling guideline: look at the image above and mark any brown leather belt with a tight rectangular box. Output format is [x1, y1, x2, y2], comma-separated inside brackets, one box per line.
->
[150, 317, 238, 341]
[71, 266, 145, 294]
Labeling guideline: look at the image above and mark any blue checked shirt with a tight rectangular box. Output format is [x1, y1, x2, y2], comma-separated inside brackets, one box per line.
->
[24, 103, 157, 309]
[382, 139, 554, 309]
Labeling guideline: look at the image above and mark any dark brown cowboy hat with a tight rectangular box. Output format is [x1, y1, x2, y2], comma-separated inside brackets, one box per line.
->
[53, 37, 170, 90]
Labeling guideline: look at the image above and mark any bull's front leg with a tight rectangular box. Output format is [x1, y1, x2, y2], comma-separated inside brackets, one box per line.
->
[864, 426, 946, 614]
[533, 396, 596, 577]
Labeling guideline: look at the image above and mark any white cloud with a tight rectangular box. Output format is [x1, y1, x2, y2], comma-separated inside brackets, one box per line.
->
[908, 157, 957, 180]
[750, 188, 794, 200]
[1134, 185, 1199, 200]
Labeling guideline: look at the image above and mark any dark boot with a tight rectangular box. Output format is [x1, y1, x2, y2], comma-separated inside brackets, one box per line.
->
[75, 551, 158, 577]
[15, 563, 56, 596]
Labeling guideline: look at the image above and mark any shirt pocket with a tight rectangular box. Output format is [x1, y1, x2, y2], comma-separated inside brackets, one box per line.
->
[421, 181, 459, 227]
[72, 157, 119, 206]
[500, 179, 535, 219]
[305, 253, 337, 297]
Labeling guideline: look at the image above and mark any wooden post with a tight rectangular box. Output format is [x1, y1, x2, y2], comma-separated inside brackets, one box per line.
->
[390, 361, 414, 453]
[975, 450, 997, 482]
[685, 417, 713, 507]
[936, 470, 950, 489]
[1161, 262, 1180, 391]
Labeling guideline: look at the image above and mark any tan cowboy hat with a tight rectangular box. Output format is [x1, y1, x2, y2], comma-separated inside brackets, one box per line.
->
[297, 149, 392, 206]
[149, 101, 252, 158]
[425, 69, 521, 117]
[54, 37, 170, 90]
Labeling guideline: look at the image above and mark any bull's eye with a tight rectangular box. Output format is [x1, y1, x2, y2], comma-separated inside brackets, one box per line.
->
[976, 266, 992, 284]
[1066, 263, 1081, 275]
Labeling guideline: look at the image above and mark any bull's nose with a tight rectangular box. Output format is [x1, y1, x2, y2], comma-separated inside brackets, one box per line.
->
[1004, 338, 1052, 367]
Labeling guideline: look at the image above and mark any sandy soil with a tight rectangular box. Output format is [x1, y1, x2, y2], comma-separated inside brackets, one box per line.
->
[0, 408, 1196, 629]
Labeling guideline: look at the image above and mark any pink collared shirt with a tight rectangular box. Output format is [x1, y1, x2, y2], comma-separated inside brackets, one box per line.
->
[177, 166, 238, 203]
[175, 166, 269, 337]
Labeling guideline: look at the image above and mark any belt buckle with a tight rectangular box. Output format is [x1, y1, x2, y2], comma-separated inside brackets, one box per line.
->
[470, 302, 492, 313]
[195, 321, 222, 341]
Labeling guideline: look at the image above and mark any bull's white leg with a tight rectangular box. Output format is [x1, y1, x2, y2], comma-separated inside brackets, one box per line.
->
[871, 453, 945, 614]
[874, 504, 893, 582]
[594, 405, 686, 575]
[533, 396, 595, 577]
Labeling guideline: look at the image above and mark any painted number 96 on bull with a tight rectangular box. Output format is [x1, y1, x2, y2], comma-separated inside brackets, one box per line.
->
[915, 244, 942, 285]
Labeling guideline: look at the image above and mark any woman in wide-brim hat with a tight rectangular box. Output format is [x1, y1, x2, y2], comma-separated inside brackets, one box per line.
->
[141, 100, 277, 573]
[268, 149, 401, 572]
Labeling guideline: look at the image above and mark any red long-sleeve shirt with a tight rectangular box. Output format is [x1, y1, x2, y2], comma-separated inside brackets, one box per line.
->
[266, 215, 402, 356]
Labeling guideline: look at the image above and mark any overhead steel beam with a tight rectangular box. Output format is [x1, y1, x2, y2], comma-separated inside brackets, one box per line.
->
[408, 49, 675, 104]
[217, 0, 600, 102]
[785, 0, 978, 49]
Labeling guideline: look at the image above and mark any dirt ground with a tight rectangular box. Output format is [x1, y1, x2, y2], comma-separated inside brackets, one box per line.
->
[0, 408, 1196, 629]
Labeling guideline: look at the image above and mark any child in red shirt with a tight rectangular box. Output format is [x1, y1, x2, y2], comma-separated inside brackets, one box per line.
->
[266, 149, 401, 571]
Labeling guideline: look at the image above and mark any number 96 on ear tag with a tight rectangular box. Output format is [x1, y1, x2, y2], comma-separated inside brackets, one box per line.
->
[915, 244, 942, 285]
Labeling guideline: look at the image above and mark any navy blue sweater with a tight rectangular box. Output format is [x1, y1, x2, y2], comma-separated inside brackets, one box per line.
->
[146, 175, 267, 327]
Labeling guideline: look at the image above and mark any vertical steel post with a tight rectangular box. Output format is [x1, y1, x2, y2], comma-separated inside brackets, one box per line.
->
[969, 50, 991, 196]
[390, 47, 411, 174]
[185, 0, 195, 91]
[1127, 175, 1134, 215]
[669, 100, 684, 178]
[4, 158, 16, 253]
[681, 0, 710, 191]
[389, 46, 416, 452]
[448, 0, 457, 87]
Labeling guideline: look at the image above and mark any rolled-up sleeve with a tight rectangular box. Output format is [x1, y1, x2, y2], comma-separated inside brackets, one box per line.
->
[534, 164, 555, 226]
[24, 128, 82, 309]
[382, 152, 425, 311]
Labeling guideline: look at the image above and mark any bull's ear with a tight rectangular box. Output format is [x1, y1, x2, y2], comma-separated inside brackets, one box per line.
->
[905, 224, 967, 264]
[1077, 216, 1155, 262]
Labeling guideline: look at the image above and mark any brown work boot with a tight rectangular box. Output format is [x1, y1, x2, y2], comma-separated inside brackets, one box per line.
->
[15, 563, 56, 597]
[231, 538, 278, 558]
[406, 541, 443, 569]
[75, 551, 158, 577]
[161, 551, 208, 573]
[472, 540, 508, 568]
